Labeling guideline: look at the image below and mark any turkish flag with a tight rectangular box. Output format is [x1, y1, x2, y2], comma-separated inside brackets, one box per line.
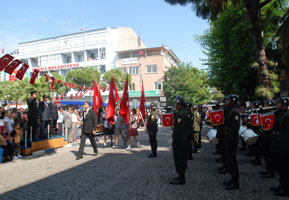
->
[120, 75, 129, 125]
[64, 82, 68, 87]
[58, 80, 62, 84]
[106, 76, 119, 125]
[56, 95, 59, 100]
[0, 54, 14, 72]
[50, 77, 55, 92]
[70, 94, 73, 99]
[30, 69, 39, 84]
[44, 74, 49, 82]
[210, 110, 224, 126]
[61, 95, 64, 100]
[162, 113, 174, 127]
[16, 63, 29, 80]
[139, 80, 146, 122]
[75, 94, 78, 99]
[4, 59, 22, 74]
[9, 70, 17, 82]
[260, 113, 274, 130]
[93, 79, 103, 115]
[250, 113, 261, 126]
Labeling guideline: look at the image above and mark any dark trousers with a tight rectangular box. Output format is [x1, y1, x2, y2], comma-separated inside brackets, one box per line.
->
[223, 135, 239, 182]
[28, 117, 38, 139]
[253, 138, 262, 161]
[217, 135, 227, 168]
[192, 131, 199, 150]
[273, 151, 289, 191]
[261, 135, 274, 173]
[186, 134, 193, 156]
[50, 119, 57, 134]
[173, 148, 187, 175]
[198, 127, 202, 147]
[149, 131, 157, 154]
[78, 133, 98, 157]
[40, 120, 51, 137]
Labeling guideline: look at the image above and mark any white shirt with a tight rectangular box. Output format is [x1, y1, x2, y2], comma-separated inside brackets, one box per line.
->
[4, 117, 14, 134]
[72, 113, 78, 123]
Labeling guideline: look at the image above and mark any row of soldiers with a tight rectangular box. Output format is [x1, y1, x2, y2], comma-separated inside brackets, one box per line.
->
[214, 95, 289, 196]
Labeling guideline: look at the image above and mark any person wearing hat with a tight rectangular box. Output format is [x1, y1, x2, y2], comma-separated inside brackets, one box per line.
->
[170, 95, 188, 185]
[146, 102, 158, 158]
[222, 94, 240, 190]
[185, 102, 194, 160]
[38, 95, 51, 139]
[27, 91, 39, 140]
[270, 96, 289, 196]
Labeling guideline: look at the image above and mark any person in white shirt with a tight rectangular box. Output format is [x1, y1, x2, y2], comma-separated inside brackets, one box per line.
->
[70, 109, 79, 142]
[127, 108, 140, 150]
[57, 109, 63, 135]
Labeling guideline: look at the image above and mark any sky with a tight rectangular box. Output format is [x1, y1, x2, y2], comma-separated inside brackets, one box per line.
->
[0, 0, 209, 69]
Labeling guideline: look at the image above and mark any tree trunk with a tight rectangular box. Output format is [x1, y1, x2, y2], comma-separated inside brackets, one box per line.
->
[242, 0, 270, 90]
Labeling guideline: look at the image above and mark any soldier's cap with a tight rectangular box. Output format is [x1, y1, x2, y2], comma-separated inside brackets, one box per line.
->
[277, 96, 289, 106]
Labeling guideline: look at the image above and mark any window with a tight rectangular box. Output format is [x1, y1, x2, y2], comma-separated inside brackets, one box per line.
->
[120, 67, 127, 73]
[154, 82, 163, 90]
[146, 65, 157, 73]
[129, 66, 139, 75]
[99, 65, 106, 74]
[99, 47, 106, 59]
[130, 83, 135, 91]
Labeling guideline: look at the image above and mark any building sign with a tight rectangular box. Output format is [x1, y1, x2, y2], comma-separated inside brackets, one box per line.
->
[33, 63, 80, 71]
[129, 90, 159, 97]
[122, 57, 138, 65]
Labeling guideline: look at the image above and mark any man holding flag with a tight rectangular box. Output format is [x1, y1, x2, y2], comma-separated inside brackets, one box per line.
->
[146, 102, 158, 158]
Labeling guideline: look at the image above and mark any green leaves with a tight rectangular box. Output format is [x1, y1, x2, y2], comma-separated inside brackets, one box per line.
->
[102, 69, 131, 90]
[66, 67, 101, 87]
[164, 63, 212, 105]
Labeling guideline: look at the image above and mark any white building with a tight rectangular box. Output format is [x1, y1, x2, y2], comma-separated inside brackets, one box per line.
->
[0, 27, 145, 80]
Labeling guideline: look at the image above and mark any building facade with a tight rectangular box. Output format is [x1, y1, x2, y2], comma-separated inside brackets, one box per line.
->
[0, 27, 145, 81]
[116, 46, 180, 107]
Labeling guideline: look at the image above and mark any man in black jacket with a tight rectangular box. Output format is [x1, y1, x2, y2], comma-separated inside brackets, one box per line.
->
[27, 91, 39, 140]
[38, 95, 51, 139]
[49, 97, 58, 136]
[76, 101, 98, 160]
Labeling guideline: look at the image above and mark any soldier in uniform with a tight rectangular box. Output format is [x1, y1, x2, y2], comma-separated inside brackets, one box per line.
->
[259, 99, 275, 178]
[222, 94, 240, 190]
[146, 102, 158, 158]
[192, 105, 201, 153]
[270, 96, 289, 196]
[170, 96, 188, 185]
[185, 102, 194, 160]
[250, 100, 262, 166]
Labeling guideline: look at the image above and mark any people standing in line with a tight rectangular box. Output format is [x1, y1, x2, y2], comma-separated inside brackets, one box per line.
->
[127, 108, 140, 150]
[61, 107, 72, 142]
[270, 96, 289, 197]
[170, 96, 188, 185]
[192, 105, 201, 153]
[222, 94, 240, 190]
[49, 97, 58, 137]
[76, 101, 98, 160]
[38, 95, 51, 139]
[57, 108, 63, 135]
[146, 103, 158, 158]
[27, 91, 39, 140]
[185, 102, 194, 160]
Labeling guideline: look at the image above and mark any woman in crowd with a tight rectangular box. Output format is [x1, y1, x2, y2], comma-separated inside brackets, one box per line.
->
[102, 108, 114, 147]
[10, 120, 23, 159]
[127, 108, 140, 150]
[3, 109, 15, 141]
[0, 110, 14, 162]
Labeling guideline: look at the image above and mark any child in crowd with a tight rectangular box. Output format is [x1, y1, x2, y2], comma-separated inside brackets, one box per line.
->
[0, 110, 14, 162]
[102, 108, 114, 147]
[127, 108, 140, 150]
[10, 120, 23, 159]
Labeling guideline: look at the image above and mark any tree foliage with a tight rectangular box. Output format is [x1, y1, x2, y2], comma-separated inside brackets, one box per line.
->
[66, 67, 101, 87]
[102, 69, 131, 90]
[164, 63, 211, 105]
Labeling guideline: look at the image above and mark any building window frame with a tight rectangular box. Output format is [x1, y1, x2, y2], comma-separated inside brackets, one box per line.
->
[154, 82, 163, 90]
[129, 66, 139, 75]
[146, 64, 157, 74]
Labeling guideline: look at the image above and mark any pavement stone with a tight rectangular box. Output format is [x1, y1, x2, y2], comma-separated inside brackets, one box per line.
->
[0, 124, 285, 199]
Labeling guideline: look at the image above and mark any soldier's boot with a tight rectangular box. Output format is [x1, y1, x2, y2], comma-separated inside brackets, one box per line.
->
[170, 174, 185, 185]
[218, 167, 229, 174]
[186, 153, 193, 160]
[271, 185, 282, 192]
[273, 187, 289, 196]
[192, 148, 198, 153]
[223, 179, 233, 186]
[225, 179, 239, 190]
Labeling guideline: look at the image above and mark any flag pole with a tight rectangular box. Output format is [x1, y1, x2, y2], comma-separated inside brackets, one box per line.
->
[139, 111, 147, 130]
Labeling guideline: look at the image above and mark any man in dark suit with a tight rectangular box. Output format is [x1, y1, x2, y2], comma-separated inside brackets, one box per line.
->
[49, 97, 58, 136]
[76, 101, 98, 160]
[27, 91, 39, 140]
[38, 95, 51, 139]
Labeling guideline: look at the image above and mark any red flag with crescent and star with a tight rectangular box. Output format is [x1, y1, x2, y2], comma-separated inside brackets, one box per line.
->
[0, 54, 14, 72]
[209, 110, 224, 126]
[162, 113, 174, 127]
[4, 59, 22, 74]
[260, 113, 274, 130]
[30, 69, 39, 84]
[250, 113, 261, 126]
[106, 76, 120, 125]
[16, 63, 29, 80]
[119, 74, 129, 125]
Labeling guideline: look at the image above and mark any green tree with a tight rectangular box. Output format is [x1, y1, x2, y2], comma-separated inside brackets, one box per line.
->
[102, 69, 132, 90]
[51, 72, 69, 95]
[164, 63, 211, 105]
[197, 3, 283, 100]
[66, 67, 101, 87]
[165, 0, 288, 98]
